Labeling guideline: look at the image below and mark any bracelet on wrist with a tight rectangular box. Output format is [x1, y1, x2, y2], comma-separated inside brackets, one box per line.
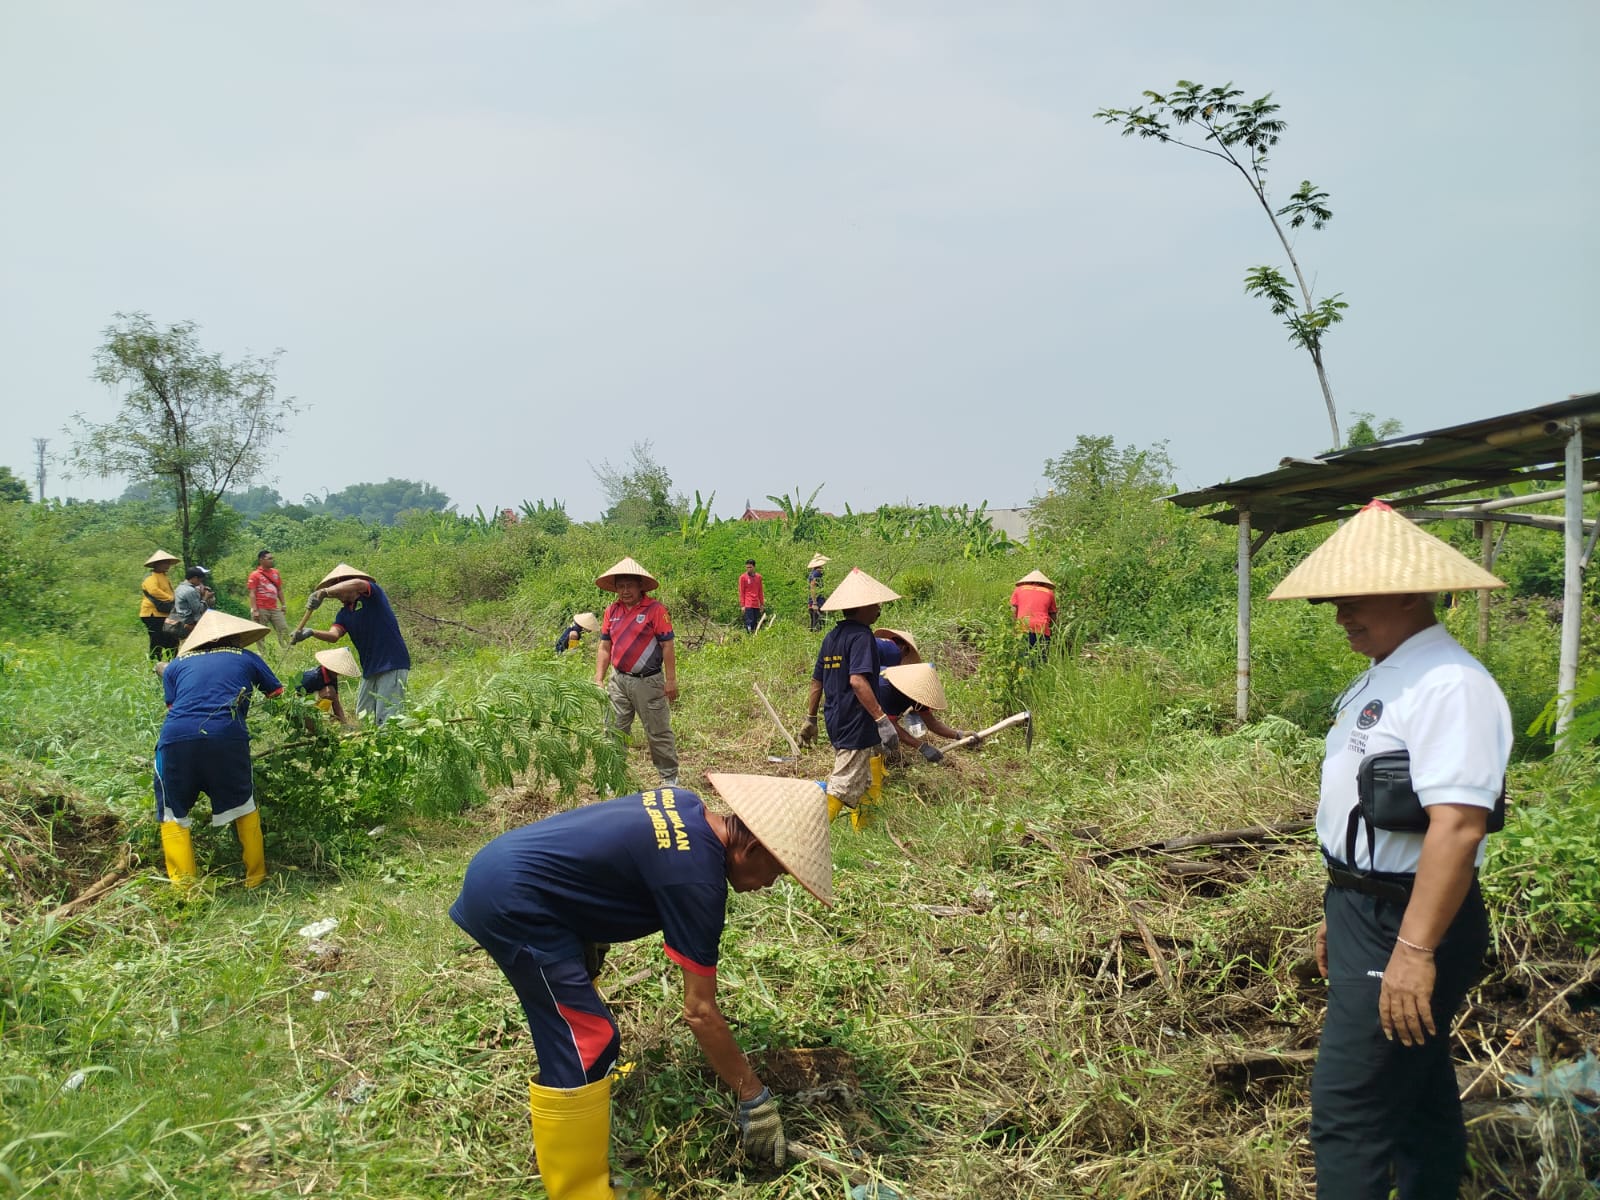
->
[1395, 935, 1435, 955]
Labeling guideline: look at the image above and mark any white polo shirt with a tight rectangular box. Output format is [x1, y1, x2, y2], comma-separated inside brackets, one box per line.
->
[1318, 622, 1512, 874]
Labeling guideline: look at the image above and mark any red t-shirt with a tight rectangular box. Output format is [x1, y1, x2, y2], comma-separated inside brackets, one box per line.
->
[738, 571, 764, 608]
[1010, 584, 1057, 634]
[247, 566, 284, 610]
[602, 597, 674, 674]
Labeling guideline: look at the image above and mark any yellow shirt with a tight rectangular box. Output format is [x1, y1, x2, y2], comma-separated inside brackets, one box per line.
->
[139, 571, 175, 618]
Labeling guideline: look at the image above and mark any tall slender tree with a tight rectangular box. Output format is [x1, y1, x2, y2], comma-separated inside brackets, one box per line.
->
[68, 313, 296, 565]
[1096, 81, 1347, 446]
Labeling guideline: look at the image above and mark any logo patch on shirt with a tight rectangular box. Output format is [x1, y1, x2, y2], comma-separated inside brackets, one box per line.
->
[1356, 699, 1384, 730]
[635, 614, 646, 624]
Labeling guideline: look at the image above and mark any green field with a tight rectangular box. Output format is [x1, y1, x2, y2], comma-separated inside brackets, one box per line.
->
[3, 485, 1597, 1199]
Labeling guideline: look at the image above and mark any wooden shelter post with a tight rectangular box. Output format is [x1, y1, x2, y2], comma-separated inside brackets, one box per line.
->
[1557, 420, 1584, 736]
[1476, 520, 1492, 652]
[1237, 509, 1251, 723]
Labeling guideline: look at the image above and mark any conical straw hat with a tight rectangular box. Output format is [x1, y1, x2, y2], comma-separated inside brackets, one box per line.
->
[819, 567, 900, 612]
[1015, 569, 1055, 588]
[573, 611, 600, 633]
[180, 609, 270, 654]
[882, 662, 947, 710]
[806, 554, 831, 569]
[873, 627, 922, 663]
[595, 557, 660, 593]
[317, 562, 375, 590]
[145, 549, 180, 569]
[314, 647, 361, 678]
[1268, 499, 1507, 601]
[706, 773, 833, 905]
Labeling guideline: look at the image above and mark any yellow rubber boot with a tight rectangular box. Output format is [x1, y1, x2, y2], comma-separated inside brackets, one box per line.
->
[528, 1076, 616, 1199]
[159, 821, 197, 888]
[851, 756, 886, 830]
[234, 810, 268, 889]
[826, 793, 844, 822]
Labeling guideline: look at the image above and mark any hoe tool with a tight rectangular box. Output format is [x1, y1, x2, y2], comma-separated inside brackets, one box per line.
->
[944, 710, 1032, 755]
[290, 588, 325, 638]
[752, 682, 801, 762]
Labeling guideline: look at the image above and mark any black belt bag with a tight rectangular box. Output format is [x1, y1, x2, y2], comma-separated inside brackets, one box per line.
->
[1344, 749, 1507, 875]
[1326, 859, 1414, 905]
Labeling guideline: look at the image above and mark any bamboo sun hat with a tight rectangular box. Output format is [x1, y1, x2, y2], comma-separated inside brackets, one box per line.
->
[573, 611, 601, 633]
[873, 627, 922, 662]
[317, 562, 375, 590]
[819, 567, 901, 612]
[1015, 569, 1055, 588]
[595, 557, 660, 593]
[1267, 499, 1507, 601]
[314, 646, 361, 678]
[706, 773, 833, 905]
[806, 553, 831, 569]
[144, 549, 180, 568]
[882, 662, 948, 711]
[180, 609, 270, 655]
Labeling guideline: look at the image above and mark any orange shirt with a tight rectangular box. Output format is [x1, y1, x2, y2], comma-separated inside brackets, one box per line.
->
[1010, 584, 1057, 635]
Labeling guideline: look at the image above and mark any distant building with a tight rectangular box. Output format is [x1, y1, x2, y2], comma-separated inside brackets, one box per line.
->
[985, 507, 1033, 541]
[740, 506, 787, 522]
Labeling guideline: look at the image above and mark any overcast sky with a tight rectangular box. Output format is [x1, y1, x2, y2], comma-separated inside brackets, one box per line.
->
[2, 2, 1594, 520]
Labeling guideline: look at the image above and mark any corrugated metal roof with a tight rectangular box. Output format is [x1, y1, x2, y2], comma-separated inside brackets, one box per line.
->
[1167, 392, 1600, 533]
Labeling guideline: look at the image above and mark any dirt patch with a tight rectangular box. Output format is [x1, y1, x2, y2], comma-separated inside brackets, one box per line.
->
[0, 754, 128, 915]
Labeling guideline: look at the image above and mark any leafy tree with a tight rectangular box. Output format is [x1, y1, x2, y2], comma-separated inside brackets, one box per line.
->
[592, 440, 683, 532]
[0, 466, 30, 504]
[222, 484, 285, 518]
[1096, 81, 1348, 446]
[311, 478, 451, 525]
[1344, 411, 1403, 448]
[1030, 435, 1174, 542]
[764, 485, 827, 542]
[68, 313, 295, 566]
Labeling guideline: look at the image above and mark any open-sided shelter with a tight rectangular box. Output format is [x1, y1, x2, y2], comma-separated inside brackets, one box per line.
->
[1167, 392, 1600, 729]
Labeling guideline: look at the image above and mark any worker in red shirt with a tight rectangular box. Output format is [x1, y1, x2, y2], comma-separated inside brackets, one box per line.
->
[594, 557, 680, 788]
[247, 550, 291, 648]
[1009, 569, 1058, 658]
[737, 559, 765, 634]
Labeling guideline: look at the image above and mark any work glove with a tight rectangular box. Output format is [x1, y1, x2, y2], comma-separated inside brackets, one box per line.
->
[798, 716, 818, 746]
[959, 730, 982, 747]
[305, 590, 325, 611]
[290, 628, 314, 646]
[918, 742, 944, 764]
[735, 1087, 785, 1168]
[875, 715, 900, 753]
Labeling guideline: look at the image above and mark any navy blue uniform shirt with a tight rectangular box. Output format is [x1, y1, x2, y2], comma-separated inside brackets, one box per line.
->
[332, 581, 410, 676]
[160, 647, 282, 748]
[450, 790, 727, 976]
[813, 619, 881, 750]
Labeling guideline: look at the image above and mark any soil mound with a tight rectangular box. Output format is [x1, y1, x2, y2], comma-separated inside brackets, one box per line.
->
[0, 754, 126, 916]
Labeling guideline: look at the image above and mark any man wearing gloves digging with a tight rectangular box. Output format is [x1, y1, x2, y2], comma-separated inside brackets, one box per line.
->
[450, 774, 833, 1195]
[878, 661, 978, 764]
[293, 563, 411, 725]
[154, 610, 283, 889]
[799, 567, 902, 820]
[1269, 499, 1512, 1199]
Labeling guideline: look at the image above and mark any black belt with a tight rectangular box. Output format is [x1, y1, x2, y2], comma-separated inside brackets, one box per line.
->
[616, 664, 662, 679]
[1324, 855, 1415, 905]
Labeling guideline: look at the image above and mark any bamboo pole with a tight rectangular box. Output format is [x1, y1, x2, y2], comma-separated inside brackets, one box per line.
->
[1236, 510, 1251, 723]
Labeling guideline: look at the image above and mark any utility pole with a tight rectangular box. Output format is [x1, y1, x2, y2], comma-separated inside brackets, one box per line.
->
[33, 438, 48, 502]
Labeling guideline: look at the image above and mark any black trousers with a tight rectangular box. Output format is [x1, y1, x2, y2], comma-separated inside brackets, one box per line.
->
[1311, 880, 1488, 1199]
[142, 615, 177, 660]
[742, 606, 762, 633]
